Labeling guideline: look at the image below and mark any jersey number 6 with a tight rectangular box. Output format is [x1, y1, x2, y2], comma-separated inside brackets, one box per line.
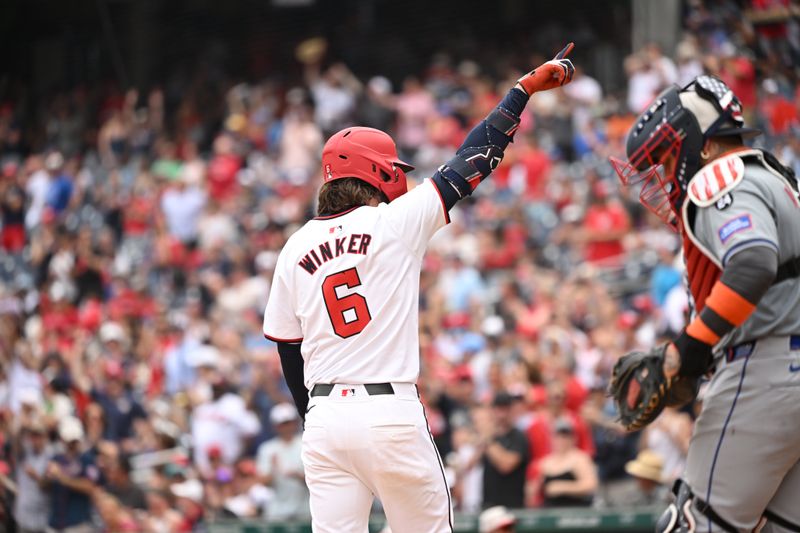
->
[322, 267, 372, 338]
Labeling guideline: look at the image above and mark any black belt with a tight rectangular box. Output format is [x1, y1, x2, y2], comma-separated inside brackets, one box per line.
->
[310, 382, 395, 397]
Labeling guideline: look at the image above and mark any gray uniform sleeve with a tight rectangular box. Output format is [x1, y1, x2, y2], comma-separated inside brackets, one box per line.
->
[694, 187, 778, 266]
[690, 162, 800, 348]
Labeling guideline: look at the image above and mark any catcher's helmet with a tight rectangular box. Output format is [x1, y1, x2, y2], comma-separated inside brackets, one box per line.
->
[610, 75, 760, 228]
[321, 127, 414, 202]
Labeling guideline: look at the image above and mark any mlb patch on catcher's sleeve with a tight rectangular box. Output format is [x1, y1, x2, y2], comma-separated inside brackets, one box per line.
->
[718, 214, 752, 243]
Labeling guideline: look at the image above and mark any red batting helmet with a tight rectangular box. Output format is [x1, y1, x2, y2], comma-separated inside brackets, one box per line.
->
[321, 127, 414, 202]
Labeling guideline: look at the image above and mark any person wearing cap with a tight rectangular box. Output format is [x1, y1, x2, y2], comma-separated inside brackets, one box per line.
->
[478, 505, 516, 533]
[255, 403, 310, 522]
[16, 388, 43, 431]
[526, 380, 595, 468]
[170, 478, 206, 530]
[533, 416, 597, 508]
[98, 322, 130, 355]
[13, 420, 52, 533]
[43, 151, 73, 218]
[90, 359, 147, 445]
[431, 364, 477, 460]
[43, 416, 100, 533]
[612, 75, 800, 531]
[624, 449, 669, 505]
[478, 392, 530, 509]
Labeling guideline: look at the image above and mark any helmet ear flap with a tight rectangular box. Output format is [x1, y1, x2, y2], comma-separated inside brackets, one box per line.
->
[378, 167, 393, 184]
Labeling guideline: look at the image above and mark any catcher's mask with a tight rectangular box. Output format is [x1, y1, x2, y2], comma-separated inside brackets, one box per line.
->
[610, 75, 760, 229]
[321, 127, 414, 202]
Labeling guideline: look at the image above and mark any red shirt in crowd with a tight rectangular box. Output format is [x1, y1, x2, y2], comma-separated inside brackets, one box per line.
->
[40, 302, 80, 337]
[720, 57, 757, 109]
[761, 93, 799, 135]
[582, 201, 631, 263]
[526, 411, 595, 464]
[108, 288, 157, 321]
[124, 195, 157, 236]
[520, 148, 552, 200]
[207, 153, 241, 201]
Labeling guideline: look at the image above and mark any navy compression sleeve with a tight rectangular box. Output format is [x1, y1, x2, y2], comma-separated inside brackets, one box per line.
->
[277, 341, 309, 418]
[432, 88, 529, 210]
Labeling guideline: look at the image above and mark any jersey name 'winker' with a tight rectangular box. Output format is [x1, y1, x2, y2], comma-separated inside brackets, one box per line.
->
[298, 232, 373, 275]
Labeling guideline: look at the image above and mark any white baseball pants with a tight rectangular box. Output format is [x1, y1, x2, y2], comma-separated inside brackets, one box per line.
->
[301, 382, 453, 533]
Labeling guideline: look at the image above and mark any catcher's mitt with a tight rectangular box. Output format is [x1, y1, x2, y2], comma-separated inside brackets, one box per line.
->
[609, 344, 700, 431]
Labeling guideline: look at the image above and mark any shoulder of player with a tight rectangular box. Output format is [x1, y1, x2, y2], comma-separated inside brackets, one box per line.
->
[278, 227, 307, 254]
[687, 149, 779, 209]
[273, 224, 318, 268]
[377, 178, 439, 213]
[686, 151, 748, 208]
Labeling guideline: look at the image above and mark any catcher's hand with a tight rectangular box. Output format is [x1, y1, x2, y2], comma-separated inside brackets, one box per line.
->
[516, 42, 575, 95]
[609, 343, 700, 432]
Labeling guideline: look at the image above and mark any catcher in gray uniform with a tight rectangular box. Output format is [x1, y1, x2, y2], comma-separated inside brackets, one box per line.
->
[609, 75, 800, 533]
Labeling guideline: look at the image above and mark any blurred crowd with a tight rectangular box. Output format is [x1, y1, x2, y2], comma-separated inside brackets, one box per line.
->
[1, 0, 799, 531]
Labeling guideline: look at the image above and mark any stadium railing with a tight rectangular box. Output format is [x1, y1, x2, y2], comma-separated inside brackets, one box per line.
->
[209, 506, 662, 533]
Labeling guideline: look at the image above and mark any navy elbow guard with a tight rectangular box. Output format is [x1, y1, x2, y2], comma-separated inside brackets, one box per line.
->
[439, 144, 506, 196]
[434, 99, 523, 204]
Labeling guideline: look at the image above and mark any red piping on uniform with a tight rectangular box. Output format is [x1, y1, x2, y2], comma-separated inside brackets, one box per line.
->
[264, 333, 303, 343]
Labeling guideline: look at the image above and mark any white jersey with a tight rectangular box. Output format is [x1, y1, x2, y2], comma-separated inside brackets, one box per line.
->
[263, 179, 449, 387]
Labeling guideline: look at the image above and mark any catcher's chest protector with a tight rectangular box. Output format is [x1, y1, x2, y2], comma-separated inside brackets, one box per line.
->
[682, 236, 721, 312]
[679, 152, 750, 312]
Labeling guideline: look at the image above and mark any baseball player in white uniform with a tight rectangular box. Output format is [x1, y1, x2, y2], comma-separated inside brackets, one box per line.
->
[263, 44, 575, 532]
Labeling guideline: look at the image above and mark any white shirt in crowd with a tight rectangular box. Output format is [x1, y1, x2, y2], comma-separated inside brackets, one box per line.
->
[217, 276, 270, 316]
[8, 360, 42, 414]
[627, 68, 664, 113]
[678, 59, 705, 87]
[256, 434, 310, 521]
[197, 211, 238, 250]
[653, 56, 678, 86]
[191, 392, 260, 471]
[25, 169, 50, 229]
[14, 442, 52, 531]
[663, 285, 689, 334]
[160, 184, 206, 242]
[310, 82, 355, 132]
